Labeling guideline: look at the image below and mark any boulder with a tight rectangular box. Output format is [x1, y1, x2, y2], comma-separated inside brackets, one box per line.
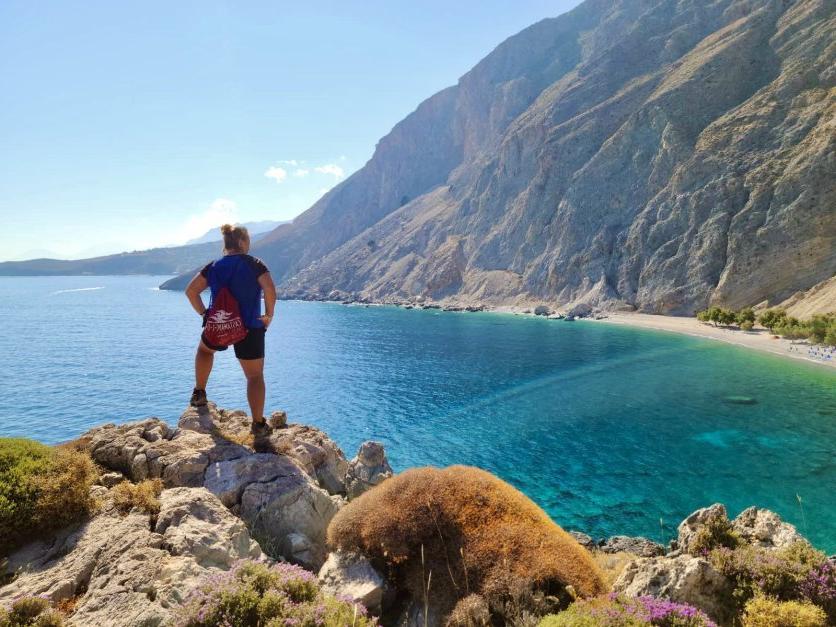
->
[345, 441, 394, 499]
[676, 503, 728, 554]
[731, 506, 806, 549]
[567, 303, 594, 318]
[0, 487, 262, 627]
[533, 304, 551, 316]
[318, 550, 386, 614]
[613, 554, 735, 624]
[599, 535, 665, 557]
[240, 471, 342, 570]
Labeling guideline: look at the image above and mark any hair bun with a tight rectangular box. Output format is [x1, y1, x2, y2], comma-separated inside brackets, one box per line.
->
[220, 224, 234, 234]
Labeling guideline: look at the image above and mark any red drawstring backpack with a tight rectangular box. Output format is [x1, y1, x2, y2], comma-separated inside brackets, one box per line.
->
[203, 286, 248, 346]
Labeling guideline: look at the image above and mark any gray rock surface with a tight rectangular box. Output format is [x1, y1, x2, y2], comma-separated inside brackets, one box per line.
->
[677, 503, 728, 554]
[613, 554, 734, 624]
[0, 487, 261, 627]
[345, 441, 394, 499]
[318, 550, 386, 614]
[599, 535, 665, 558]
[74, 405, 354, 569]
[731, 506, 806, 549]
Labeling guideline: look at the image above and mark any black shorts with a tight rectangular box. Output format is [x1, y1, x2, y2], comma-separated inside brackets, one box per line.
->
[201, 327, 265, 360]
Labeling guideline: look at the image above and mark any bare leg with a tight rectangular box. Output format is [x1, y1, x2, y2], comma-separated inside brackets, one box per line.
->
[195, 341, 215, 389]
[238, 357, 265, 422]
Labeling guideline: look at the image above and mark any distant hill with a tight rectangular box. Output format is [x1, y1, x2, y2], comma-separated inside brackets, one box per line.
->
[157, 0, 835, 315]
[0, 220, 289, 277]
[0, 241, 221, 277]
[184, 220, 287, 245]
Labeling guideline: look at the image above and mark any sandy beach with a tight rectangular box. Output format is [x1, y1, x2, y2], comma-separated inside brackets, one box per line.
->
[589, 312, 836, 370]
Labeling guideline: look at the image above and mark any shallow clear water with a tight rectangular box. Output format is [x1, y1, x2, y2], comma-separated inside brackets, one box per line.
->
[1, 276, 834, 550]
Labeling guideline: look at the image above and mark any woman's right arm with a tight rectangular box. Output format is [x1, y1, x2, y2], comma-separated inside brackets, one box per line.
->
[185, 273, 208, 316]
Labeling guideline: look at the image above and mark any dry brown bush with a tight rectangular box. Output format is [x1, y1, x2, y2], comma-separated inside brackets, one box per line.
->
[327, 466, 606, 624]
[111, 478, 163, 515]
[591, 550, 637, 588]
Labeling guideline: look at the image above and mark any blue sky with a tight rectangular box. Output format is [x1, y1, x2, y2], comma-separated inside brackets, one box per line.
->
[1, 0, 580, 261]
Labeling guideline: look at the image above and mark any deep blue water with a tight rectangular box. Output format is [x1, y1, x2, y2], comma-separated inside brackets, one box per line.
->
[1, 276, 834, 551]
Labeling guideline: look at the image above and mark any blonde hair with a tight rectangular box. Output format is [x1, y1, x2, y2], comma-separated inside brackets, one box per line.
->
[220, 224, 249, 252]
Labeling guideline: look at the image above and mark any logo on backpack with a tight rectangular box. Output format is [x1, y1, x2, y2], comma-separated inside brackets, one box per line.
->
[203, 287, 248, 347]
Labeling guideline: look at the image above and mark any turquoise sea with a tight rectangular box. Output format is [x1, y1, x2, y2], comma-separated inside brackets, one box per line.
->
[1, 276, 834, 551]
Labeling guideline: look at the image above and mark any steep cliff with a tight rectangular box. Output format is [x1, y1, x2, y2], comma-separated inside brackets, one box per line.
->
[273, 0, 835, 314]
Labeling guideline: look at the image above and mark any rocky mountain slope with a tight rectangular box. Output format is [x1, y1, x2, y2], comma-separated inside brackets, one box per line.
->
[162, 0, 835, 315]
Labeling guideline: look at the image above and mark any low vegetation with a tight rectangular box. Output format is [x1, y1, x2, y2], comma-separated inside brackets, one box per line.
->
[0, 596, 65, 627]
[111, 478, 163, 516]
[327, 465, 606, 625]
[537, 594, 716, 627]
[686, 508, 740, 557]
[741, 596, 827, 627]
[696, 307, 836, 346]
[175, 561, 377, 627]
[708, 541, 834, 622]
[0, 438, 97, 556]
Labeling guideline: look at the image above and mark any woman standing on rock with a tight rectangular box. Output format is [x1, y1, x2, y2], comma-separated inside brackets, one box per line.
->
[184, 224, 277, 436]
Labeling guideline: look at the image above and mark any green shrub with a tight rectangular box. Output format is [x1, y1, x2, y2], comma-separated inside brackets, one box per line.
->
[710, 542, 827, 610]
[740, 320, 754, 331]
[758, 309, 787, 332]
[0, 596, 65, 626]
[688, 509, 739, 556]
[537, 595, 716, 626]
[0, 438, 97, 556]
[741, 596, 826, 627]
[737, 308, 756, 325]
[175, 561, 377, 626]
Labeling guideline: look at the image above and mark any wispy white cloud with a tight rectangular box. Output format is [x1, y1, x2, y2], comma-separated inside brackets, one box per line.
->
[314, 164, 345, 179]
[293, 168, 310, 177]
[178, 198, 239, 242]
[277, 159, 300, 166]
[264, 165, 288, 183]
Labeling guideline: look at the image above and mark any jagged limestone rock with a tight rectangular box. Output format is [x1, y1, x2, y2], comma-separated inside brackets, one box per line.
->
[613, 554, 735, 624]
[318, 550, 386, 614]
[345, 441, 394, 499]
[0, 487, 262, 627]
[731, 506, 806, 549]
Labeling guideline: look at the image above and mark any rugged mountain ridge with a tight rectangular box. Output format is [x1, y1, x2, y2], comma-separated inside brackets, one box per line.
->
[10, 0, 833, 315]
[267, 0, 834, 315]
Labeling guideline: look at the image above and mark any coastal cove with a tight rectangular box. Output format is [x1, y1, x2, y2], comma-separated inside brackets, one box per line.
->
[1, 275, 834, 552]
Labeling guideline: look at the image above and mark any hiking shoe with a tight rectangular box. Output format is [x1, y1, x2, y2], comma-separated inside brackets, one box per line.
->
[250, 419, 272, 438]
[190, 388, 208, 407]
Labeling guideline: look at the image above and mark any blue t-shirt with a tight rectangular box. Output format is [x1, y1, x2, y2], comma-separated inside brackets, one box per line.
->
[201, 254, 269, 329]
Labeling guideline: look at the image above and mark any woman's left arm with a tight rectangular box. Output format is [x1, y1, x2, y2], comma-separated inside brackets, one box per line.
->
[258, 272, 277, 328]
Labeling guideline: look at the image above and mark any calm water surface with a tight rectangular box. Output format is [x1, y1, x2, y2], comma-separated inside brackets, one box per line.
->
[1, 276, 834, 550]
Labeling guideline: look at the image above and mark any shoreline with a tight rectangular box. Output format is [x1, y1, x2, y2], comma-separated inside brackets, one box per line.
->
[584, 312, 836, 370]
[324, 298, 836, 370]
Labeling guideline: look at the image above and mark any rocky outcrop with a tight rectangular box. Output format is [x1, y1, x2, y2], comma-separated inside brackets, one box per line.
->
[613, 554, 735, 625]
[74, 405, 361, 570]
[613, 504, 812, 624]
[344, 440, 394, 499]
[731, 506, 805, 549]
[0, 487, 262, 626]
[677, 503, 729, 554]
